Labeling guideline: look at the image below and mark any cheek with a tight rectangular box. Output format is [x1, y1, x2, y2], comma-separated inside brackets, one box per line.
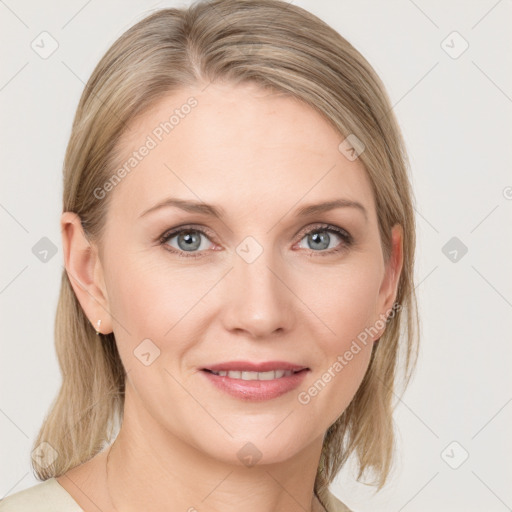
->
[302, 343, 373, 429]
[294, 261, 381, 421]
[103, 250, 214, 367]
[299, 256, 383, 344]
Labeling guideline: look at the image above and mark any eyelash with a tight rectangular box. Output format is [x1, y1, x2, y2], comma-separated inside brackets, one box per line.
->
[158, 223, 353, 259]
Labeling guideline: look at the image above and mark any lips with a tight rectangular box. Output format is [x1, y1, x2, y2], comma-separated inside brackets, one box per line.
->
[202, 361, 309, 373]
[201, 361, 310, 401]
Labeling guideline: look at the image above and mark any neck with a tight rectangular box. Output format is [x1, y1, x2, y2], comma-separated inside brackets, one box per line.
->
[105, 390, 326, 512]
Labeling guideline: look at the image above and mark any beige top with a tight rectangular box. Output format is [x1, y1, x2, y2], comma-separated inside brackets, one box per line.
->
[0, 478, 353, 511]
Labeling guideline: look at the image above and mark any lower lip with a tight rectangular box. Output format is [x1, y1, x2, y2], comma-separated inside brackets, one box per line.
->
[201, 369, 309, 401]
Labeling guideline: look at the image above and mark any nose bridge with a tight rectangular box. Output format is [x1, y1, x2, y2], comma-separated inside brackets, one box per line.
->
[223, 236, 294, 337]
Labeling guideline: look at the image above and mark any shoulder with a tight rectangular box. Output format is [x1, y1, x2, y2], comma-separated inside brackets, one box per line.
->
[322, 488, 355, 512]
[328, 491, 354, 512]
[0, 478, 84, 512]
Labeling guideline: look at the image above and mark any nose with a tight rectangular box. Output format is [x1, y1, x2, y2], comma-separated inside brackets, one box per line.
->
[221, 245, 295, 339]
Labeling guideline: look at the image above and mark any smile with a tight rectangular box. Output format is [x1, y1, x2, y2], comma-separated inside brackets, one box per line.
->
[205, 369, 301, 380]
[201, 368, 309, 401]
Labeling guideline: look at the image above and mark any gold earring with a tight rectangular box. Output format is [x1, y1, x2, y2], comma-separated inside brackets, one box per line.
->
[95, 319, 102, 335]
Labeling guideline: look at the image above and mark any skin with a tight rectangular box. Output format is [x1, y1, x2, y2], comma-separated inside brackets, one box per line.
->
[57, 81, 403, 512]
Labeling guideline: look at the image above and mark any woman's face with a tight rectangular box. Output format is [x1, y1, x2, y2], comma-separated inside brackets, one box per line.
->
[66, 81, 402, 466]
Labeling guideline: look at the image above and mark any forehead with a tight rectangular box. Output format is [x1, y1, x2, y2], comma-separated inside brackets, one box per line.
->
[109, 81, 375, 222]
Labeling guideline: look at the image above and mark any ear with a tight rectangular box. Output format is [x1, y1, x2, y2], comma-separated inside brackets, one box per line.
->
[60, 212, 112, 335]
[373, 223, 404, 340]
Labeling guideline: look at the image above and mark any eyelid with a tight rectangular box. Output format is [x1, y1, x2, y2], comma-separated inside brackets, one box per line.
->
[294, 222, 352, 245]
[158, 223, 217, 243]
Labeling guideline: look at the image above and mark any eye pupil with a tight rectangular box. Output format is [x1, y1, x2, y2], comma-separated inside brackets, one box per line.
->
[178, 231, 201, 251]
[308, 231, 330, 250]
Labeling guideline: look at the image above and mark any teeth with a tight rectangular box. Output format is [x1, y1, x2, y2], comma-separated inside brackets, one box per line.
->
[211, 369, 296, 380]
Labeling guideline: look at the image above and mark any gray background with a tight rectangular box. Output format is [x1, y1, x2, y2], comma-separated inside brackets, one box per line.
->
[1, 1, 511, 510]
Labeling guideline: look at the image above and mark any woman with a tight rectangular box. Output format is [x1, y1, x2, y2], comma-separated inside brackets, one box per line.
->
[0, 0, 419, 510]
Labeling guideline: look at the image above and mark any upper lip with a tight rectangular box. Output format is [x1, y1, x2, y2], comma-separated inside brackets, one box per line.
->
[202, 361, 309, 372]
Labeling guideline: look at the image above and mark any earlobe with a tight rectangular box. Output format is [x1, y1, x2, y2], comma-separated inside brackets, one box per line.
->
[60, 212, 112, 335]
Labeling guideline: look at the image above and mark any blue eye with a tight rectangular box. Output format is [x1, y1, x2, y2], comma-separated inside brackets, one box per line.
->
[159, 223, 353, 258]
[160, 226, 214, 258]
[296, 224, 352, 256]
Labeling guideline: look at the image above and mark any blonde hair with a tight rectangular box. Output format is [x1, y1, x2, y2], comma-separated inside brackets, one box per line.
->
[33, 0, 419, 501]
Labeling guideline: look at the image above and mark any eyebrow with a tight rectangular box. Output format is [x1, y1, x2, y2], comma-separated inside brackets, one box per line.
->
[139, 197, 368, 222]
[296, 199, 367, 221]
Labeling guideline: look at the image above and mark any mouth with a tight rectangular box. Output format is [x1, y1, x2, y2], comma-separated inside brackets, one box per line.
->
[199, 361, 310, 401]
[201, 368, 308, 380]
[200, 360, 309, 379]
